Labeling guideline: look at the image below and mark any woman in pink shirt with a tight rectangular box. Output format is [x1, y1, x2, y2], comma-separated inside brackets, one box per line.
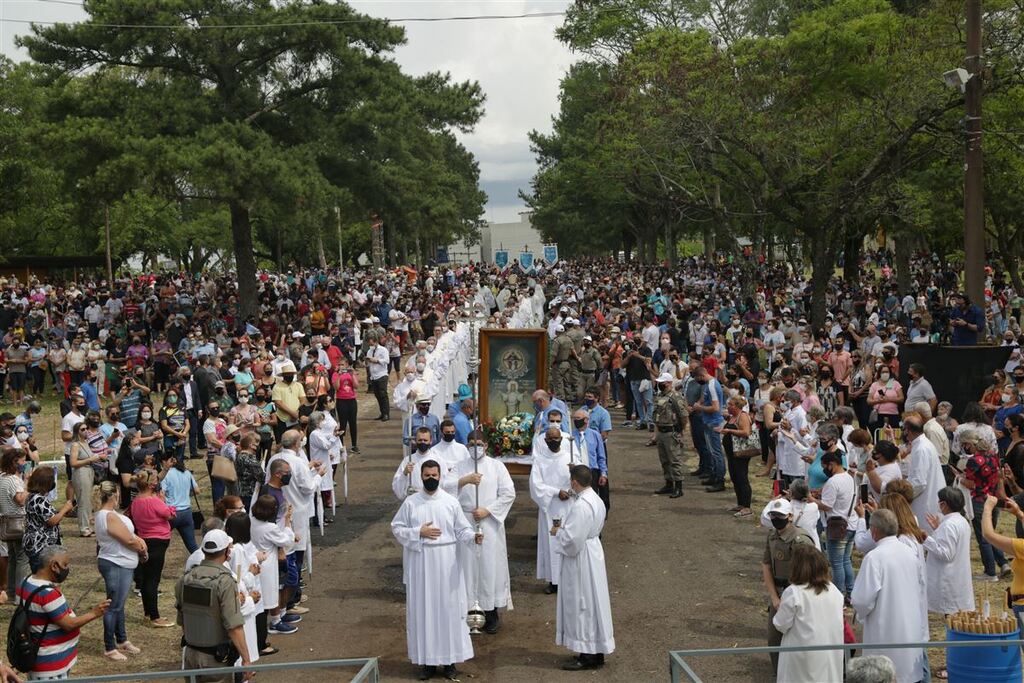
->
[333, 357, 359, 454]
[128, 470, 176, 628]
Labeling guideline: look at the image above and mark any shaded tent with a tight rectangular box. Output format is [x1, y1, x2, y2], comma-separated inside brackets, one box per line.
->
[0, 256, 110, 283]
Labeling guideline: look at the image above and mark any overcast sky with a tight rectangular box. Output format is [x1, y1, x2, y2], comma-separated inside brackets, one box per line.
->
[0, 0, 576, 223]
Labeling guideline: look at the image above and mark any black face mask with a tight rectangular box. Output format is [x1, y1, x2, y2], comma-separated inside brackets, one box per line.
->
[573, 418, 586, 429]
[415, 442, 430, 453]
[770, 517, 789, 531]
[280, 473, 292, 486]
[422, 477, 440, 492]
[417, 404, 430, 415]
[442, 433, 455, 443]
[208, 407, 219, 416]
[546, 439, 562, 452]
[53, 565, 70, 584]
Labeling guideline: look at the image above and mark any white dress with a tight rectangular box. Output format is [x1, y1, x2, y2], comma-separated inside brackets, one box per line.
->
[772, 583, 844, 683]
[529, 435, 572, 584]
[554, 488, 615, 655]
[391, 490, 477, 666]
[922, 512, 976, 614]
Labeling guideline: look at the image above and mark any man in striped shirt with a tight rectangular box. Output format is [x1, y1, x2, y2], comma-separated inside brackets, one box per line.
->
[16, 546, 109, 680]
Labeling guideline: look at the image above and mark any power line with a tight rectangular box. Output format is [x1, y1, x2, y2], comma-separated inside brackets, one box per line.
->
[0, 9, 587, 29]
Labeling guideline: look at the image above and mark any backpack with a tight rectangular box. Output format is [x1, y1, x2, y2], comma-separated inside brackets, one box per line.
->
[7, 581, 53, 672]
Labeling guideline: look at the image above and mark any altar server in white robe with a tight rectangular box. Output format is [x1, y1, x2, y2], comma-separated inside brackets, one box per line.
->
[307, 411, 339, 521]
[922, 486, 975, 615]
[393, 427, 457, 502]
[530, 426, 573, 592]
[265, 430, 323, 579]
[431, 420, 471, 474]
[851, 509, 928, 683]
[455, 433, 516, 634]
[772, 545, 844, 683]
[392, 460, 482, 681]
[904, 416, 944, 533]
[552, 465, 614, 671]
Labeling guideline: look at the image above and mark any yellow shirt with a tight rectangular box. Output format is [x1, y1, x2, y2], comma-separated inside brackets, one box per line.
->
[1011, 539, 1024, 600]
[271, 380, 305, 425]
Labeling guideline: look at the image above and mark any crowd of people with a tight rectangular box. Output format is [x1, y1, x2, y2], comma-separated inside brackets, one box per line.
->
[0, 249, 1017, 681]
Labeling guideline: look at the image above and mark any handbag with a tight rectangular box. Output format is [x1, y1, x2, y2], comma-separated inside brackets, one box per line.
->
[730, 422, 762, 458]
[0, 514, 25, 541]
[211, 455, 237, 483]
[826, 479, 858, 541]
[191, 492, 205, 530]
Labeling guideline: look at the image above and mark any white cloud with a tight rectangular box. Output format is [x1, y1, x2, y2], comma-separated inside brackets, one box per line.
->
[2, 0, 575, 219]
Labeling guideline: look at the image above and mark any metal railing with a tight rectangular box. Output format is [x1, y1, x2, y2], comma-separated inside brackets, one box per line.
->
[669, 640, 1023, 683]
[59, 657, 380, 683]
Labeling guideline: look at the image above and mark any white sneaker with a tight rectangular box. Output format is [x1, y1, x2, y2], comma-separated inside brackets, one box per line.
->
[973, 573, 999, 583]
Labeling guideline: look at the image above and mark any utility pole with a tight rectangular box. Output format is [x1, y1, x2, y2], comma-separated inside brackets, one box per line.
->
[104, 203, 114, 285]
[963, 0, 985, 312]
[335, 206, 343, 269]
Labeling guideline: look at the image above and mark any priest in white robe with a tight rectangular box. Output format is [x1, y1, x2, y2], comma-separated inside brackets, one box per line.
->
[851, 509, 928, 683]
[530, 426, 573, 592]
[922, 486, 975, 615]
[265, 429, 323, 589]
[552, 465, 614, 671]
[392, 460, 482, 680]
[393, 428, 458, 501]
[455, 434, 516, 633]
[904, 416, 944, 533]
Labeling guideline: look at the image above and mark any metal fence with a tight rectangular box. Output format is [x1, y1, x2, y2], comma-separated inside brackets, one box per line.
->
[57, 657, 380, 683]
[669, 639, 1023, 683]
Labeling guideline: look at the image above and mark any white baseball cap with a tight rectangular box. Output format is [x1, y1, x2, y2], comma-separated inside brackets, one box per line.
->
[656, 372, 675, 384]
[201, 529, 232, 554]
[766, 499, 792, 516]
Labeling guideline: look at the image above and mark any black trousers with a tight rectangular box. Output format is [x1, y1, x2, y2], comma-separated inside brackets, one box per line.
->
[137, 537, 169, 619]
[256, 611, 269, 651]
[726, 451, 752, 508]
[370, 377, 389, 419]
[590, 467, 611, 513]
[336, 399, 358, 449]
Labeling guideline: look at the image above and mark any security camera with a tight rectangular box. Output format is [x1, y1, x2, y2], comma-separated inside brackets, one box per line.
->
[942, 68, 971, 92]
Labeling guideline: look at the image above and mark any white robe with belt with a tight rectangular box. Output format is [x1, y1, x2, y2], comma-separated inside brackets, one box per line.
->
[922, 512, 975, 614]
[907, 437, 944, 533]
[391, 489, 477, 666]
[851, 536, 928, 683]
[529, 436, 572, 584]
[455, 454, 516, 611]
[772, 583, 844, 683]
[554, 487, 614, 655]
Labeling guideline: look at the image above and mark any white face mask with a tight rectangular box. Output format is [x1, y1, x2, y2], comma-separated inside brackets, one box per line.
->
[238, 395, 249, 405]
[140, 411, 152, 421]
[16, 432, 28, 443]
[880, 373, 891, 381]
[1002, 393, 1012, 404]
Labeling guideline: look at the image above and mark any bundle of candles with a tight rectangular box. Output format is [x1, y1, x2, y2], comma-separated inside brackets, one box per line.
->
[946, 611, 1017, 634]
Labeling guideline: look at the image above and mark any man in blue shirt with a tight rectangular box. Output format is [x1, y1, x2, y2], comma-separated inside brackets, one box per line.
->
[949, 293, 985, 345]
[404, 396, 440, 447]
[693, 365, 727, 492]
[582, 388, 612, 440]
[572, 409, 610, 511]
[531, 390, 570, 435]
[452, 399, 474, 445]
[80, 366, 101, 412]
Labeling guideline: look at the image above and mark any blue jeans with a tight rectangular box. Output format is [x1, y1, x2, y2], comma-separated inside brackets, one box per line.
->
[972, 499, 1008, 576]
[170, 508, 199, 554]
[827, 529, 856, 598]
[98, 558, 134, 651]
[630, 381, 652, 425]
[703, 422, 726, 483]
[690, 416, 710, 475]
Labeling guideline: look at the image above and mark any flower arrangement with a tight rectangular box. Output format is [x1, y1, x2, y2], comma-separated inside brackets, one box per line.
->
[482, 412, 534, 456]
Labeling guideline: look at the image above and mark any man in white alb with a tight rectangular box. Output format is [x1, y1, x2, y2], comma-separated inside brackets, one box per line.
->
[552, 465, 614, 671]
[391, 460, 482, 681]
[454, 431, 516, 633]
[530, 426, 573, 594]
[903, 415, 944, 533]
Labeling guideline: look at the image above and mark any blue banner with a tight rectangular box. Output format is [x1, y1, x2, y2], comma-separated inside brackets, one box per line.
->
[543, 244, 558, 265]
[494, 250, 509, 269]
[518, 251, 534, 271]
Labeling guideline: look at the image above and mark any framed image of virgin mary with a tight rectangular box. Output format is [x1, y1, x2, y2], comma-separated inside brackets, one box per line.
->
[478, 328, 548, 424]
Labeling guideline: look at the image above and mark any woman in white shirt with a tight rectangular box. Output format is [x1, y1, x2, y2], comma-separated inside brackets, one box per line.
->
[923, 486, 975, 615]
[225, 513, 262, 668]
[250, 493, 296, 651]
[94, 481, 146, 661]
[772, 544, 844, 683]
[864, 440, 903, 504]
[307, 411, 340, 522]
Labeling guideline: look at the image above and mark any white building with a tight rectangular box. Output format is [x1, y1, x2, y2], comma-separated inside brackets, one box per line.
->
[444, 212, 546, 265]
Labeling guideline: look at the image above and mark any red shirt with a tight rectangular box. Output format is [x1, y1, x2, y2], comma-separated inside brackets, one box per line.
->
[964, 451, 1002, 502]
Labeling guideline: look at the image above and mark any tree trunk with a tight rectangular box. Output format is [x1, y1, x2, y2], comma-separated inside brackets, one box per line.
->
[664, 221, 676, 267]
[894, 230, 911, 295]
[843, 233, 861, 285]
[809, 232, 833, 331]
[230, 200, 260, 320]
[315, 228, 328, 269]
[703, 223, 714, 259]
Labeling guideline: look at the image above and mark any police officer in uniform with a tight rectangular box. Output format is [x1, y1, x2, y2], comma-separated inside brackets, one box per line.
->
[565, 318, 586, 402]
[652, 372, 687, 498]
[760, 499, 815, 672]
[577, 335, 602, 402]
[550, 324, 575, 400]
[176, 529, 254, 682]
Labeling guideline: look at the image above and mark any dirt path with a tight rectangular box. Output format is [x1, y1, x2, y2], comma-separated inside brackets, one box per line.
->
[282, 408, 775, 683]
